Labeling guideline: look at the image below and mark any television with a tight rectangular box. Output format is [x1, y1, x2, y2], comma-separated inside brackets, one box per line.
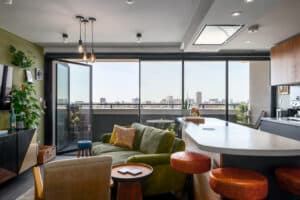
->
[0, 64, 13, 110]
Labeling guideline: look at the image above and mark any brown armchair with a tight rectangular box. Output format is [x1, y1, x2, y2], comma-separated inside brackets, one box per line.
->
[33, 156, 112, 200]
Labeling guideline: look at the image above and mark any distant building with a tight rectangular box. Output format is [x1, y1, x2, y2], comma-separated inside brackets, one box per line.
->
[166, 96, 174, 104]
[196, 91, 202, 106]
[100, 98, 106, 104]
[132, 98, 139, 104]
[208, 98, 219, 104]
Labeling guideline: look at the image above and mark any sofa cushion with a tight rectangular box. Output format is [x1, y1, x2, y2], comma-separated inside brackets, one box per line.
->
[140, 127, 175, 154]
[131, 123, 147, 150]
[114, 126, 136, 149]
[92, 143, 130, 155]
[100, 151, 144, 165]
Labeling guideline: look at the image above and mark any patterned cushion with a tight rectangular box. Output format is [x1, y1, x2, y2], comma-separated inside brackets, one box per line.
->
[114, 126, 136, 149]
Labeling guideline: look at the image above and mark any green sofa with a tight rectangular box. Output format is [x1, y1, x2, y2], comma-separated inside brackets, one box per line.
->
[92, 123, 186, 196]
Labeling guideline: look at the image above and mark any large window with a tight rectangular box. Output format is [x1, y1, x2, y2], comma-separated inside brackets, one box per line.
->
[229, 61, 250, 124]
[141, 61, 182, 109]
[92, 60, 139, 109]
[184, 61, 226, 120]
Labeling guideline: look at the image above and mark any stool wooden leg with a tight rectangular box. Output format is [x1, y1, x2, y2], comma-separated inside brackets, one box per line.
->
[89, 148, 92, 156]
[117, 182, 142, 200]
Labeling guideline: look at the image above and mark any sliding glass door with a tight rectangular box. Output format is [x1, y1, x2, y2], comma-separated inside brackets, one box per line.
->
[56, 61, 92, 153]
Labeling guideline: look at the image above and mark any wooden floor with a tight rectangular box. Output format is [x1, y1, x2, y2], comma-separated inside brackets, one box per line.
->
[0, 155, 186, 200]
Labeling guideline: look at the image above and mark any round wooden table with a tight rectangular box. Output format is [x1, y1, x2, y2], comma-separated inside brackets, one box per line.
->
[111, 163, 153, 200]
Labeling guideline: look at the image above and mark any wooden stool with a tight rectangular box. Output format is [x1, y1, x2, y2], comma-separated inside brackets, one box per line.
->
[275, 167, 300, 196]
[77, 140, 92, 157]
[209, 168, 268, 200]
[170, 151, 211, 199]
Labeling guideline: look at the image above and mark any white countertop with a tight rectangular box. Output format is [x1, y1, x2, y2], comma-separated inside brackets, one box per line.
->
[179, 118, 300, 157]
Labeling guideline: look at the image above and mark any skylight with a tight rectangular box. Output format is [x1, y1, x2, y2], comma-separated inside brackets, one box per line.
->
[194, 25, 243, 45]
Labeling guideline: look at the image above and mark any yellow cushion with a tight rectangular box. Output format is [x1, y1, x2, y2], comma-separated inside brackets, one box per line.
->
[113, 126, 136, 149]
[109, 124, 132, 144]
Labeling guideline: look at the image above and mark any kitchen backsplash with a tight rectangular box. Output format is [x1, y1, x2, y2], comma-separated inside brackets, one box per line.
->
[277, 85, 300, 110]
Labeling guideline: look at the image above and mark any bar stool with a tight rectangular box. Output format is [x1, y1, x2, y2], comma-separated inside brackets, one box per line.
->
[170, 151, 211, 199]
[209, 168, 268, 200]
[77, 140, 92, 157]
[275, 167, 300, 196]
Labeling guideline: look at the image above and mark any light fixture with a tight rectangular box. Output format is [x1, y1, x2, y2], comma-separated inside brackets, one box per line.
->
[136, 33, 142, 43]
[194, 25, 243, 45]
[3, 0, 12, 5]
[248, 24, 259, 33]
[89, 17, 96, 63]
[126, 0, 135, 5]
[232, 11, 241, 17]
[76, 15, 84, 53]
[244, 0, 254, 3]
[245, 40, 251, 44]
[82, 18, 89, 62]
[62, 33, 68, 43]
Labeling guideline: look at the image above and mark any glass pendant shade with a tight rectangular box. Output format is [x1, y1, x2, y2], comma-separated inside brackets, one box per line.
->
[78, 39, 83, 53]
[90, 51, 96, 63]
[83, 51, 88, 61]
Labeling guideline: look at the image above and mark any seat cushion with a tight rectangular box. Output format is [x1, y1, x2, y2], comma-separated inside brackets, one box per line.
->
[92, 143, 130, 155]
[209, 168, 268, 200]
[100, 151, 144, 165]
[140, 126, 175, 154]
[275, 167, 300, 196]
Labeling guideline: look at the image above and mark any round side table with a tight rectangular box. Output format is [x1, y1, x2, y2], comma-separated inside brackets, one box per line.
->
[111, 163, 153, 200]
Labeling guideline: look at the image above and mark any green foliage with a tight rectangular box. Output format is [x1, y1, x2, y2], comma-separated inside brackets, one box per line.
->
[183, 99, 190, 110]
[11, 83, 43, 129]
[236, 103, 249, 125]
[10, 45, 34, 68]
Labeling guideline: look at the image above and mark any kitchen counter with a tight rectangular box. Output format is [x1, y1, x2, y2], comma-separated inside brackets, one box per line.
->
[261, 117, 300, 127]
[179, 117, 300, 156]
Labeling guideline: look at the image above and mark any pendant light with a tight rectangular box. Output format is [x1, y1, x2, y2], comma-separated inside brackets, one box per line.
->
[76, 15, 84, 53]
[89, 17, 96, 63]
[82, 18, 89, 62]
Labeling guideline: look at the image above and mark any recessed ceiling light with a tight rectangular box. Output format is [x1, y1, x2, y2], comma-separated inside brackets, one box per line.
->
[232, 11, 242, 17]
[126, 0, 135, 5]
[244, 0, 254, 3]
[194, 25, 244, 45]
[245, 41, 251, 44]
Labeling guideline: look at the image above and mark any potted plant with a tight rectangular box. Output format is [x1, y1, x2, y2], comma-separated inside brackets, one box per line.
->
[11, 83, 43, 129]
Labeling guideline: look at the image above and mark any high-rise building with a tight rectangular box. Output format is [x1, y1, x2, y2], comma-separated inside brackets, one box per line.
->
[100, 98, 106, 104]
[166, 96, 174, 104]
[132, 98, 139, 104]
[196, 91, 202, 106]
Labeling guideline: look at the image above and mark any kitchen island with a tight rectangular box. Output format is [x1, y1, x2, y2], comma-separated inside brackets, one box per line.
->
[179, 117, 300, 200]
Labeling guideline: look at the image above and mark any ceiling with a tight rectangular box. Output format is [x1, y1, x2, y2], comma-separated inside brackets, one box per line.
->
[0, 0, 299, 53]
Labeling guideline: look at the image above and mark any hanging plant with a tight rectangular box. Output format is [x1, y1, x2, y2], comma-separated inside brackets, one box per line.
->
[9, 45, 34, 68]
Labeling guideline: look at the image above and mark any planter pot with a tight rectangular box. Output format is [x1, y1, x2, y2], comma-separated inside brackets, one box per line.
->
[16, 121, 25, 130]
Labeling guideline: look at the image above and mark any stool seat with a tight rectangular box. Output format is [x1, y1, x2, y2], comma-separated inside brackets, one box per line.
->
[170, 151, 211, 174]
[78, 140, 92, 149]
[209, 168, 268, 200]
[275, 167, 300, 196]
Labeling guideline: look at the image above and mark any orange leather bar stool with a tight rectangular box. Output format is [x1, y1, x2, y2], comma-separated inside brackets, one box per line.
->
[275, 167, 300, 196]
[170, 151, 211, 199]
[209, 168, 268, 200]
[170, 151, 211, 174]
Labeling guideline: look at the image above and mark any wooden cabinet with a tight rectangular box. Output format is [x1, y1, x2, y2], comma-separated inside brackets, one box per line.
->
[271, 34, 300, 85]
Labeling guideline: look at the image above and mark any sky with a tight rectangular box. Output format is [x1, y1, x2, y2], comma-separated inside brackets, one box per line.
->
[62, 60, 251, 104]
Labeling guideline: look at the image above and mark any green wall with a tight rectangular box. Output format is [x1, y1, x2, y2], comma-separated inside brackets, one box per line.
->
[0, 28, 44, 144]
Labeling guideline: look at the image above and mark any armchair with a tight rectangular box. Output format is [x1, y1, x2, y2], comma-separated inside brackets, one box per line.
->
[33, 156, 112, 200]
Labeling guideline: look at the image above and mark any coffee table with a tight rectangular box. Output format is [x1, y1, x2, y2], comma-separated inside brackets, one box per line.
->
[111, 163, 153, 200]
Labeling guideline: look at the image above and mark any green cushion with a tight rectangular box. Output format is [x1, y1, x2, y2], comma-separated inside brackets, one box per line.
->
[172, 138, 185, 152]
[92, 143, 130, 155]
[100, 151, 144, 165]
[127, 153, 171, 166]
[131, 123, 147, 150]
[139, 127, 175, 154]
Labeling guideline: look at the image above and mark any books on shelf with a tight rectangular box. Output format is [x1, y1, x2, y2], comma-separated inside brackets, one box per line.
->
[117, 167, 142, 175]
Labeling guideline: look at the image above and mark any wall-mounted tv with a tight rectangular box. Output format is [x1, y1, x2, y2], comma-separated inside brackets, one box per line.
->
[0, 64, 13, 110]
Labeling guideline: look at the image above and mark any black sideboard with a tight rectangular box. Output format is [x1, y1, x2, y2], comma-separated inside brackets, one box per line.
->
[0, 129, 35, 184]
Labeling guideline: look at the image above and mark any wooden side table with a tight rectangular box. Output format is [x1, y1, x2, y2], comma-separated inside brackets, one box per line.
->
[111, 163, 153, 200]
